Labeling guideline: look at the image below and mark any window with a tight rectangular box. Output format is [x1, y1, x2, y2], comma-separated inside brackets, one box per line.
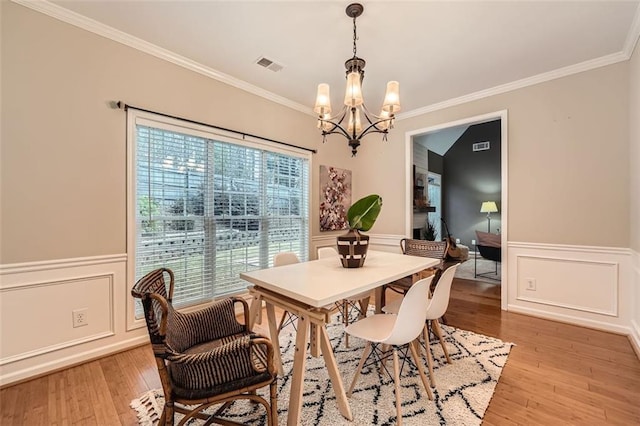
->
[427, 172, 442, 240]
[128, 111, 310, 315]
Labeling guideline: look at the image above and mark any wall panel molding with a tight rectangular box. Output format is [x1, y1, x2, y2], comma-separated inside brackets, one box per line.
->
[0, 274, 115, 364]
[0, 254, 148, 387]
[0, 254, 127, 277]
[515, 255, 618, 316]
[507, 242, 633, 336]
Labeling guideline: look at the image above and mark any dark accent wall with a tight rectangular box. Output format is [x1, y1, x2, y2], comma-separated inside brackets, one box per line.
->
[428, 150, 443, 175]
[441, 120, 501, 247]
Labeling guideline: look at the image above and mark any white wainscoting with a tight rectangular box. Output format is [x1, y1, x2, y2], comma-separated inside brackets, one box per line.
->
[507, 242, 633, 336]
[0, 255, 148, 386]
[630, 249, 640, 357]
[311, 233, 405, 258]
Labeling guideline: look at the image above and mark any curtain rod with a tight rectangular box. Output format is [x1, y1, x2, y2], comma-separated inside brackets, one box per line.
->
[115, 101, 317, 154]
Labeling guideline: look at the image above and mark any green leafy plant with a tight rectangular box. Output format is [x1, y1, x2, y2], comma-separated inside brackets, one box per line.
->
[347, 194, 383, 232]
[421, 218, 437, 241]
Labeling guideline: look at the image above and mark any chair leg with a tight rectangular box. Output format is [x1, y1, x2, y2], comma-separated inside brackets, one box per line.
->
[269, 380, 278, 426]
[278, 310, 288, 332]
[348, 341, 371, 397]
[392, 348, 403, 426]
[159, 407, 167, 426]
[422, 325, 436, 387]
[343, 302, 350, 348]
[432, 320, 452, 364]
[409, 340, 433, 400]
[357, 296, 370, 319]
[164, 402, 174, 426]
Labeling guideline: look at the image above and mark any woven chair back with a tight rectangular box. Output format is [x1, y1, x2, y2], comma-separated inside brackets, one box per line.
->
[131, 268, 174, 345]
[400, 239, 448, 260]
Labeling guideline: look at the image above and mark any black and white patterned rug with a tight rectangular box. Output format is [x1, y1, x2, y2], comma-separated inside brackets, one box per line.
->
[132, 313, 513, 425]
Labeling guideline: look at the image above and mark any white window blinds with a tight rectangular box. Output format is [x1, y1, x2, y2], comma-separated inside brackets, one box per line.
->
[131, 112, 310, 313]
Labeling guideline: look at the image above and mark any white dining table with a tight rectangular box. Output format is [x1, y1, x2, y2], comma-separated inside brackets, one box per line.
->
[240, 250, 438, 425]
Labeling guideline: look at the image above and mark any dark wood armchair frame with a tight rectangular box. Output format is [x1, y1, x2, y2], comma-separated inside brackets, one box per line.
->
[132, 268, 278, 426]
[474, 231, 501, 281]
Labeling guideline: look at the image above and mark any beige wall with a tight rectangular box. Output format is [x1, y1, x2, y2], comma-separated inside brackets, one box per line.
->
[631, 42, 640, 253]
[0, 1, 634, 261]
[364, 63, 631, 248]
[630, 39, 640, 339]
[0, 2, 361, 264]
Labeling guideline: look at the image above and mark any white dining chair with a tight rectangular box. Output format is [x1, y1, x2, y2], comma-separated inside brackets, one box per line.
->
[317, 246, 372, 348]
[273, 251, 301, 331]
[345, 275, 435, 425]
[382, 263, 460, 387]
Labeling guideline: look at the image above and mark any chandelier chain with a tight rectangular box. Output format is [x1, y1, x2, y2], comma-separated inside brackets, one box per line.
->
[352, 16, 358, 57]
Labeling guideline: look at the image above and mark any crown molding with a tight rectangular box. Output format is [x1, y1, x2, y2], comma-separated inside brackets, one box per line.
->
[623, 3, 640, 57]
[12, 0, 638, 121]
[396, 51, 629, 121]
[11, 0, 313, 116]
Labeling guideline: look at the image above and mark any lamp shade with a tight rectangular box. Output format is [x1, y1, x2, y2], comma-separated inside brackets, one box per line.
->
[344, 71, 364, 107]
[382, 81, 400, 113]
[314, 83, 332, 114]
[377, 110, 391, 130]
[480, 201, 498, 213]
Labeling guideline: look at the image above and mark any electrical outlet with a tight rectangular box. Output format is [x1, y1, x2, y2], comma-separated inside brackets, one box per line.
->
[455, 238, 460, 244]
[525, 278, 536, 291]
[471, 239, 476, 245]
[72, 308, 88, 328]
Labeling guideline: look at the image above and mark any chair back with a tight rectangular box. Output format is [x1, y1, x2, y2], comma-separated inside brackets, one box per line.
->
[475, 231, 501, 262]
[317, 246, 338, 259]
[274, 251, 300, 267]
[425, 264, 459, 320]
[475, 231, 501, 248]
[383, 275, 434, 346]
[400, 238, 448, 260]
[131, 268, 174, 346]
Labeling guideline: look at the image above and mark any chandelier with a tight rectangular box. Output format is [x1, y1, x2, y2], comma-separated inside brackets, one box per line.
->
[314, 3, 400, 157]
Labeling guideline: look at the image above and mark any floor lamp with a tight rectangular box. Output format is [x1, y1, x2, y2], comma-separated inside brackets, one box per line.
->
[480, 201, 498, 233]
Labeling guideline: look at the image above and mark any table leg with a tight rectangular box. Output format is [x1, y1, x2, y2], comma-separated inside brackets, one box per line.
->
[265, 302, 284, 376]
[287, 314, 309, 426]
[319, 324, 353, 421]
[248, 293, 262, 330]
[309, 323, 321, 357]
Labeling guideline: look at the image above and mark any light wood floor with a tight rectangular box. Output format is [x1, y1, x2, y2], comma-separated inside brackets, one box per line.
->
[1, 278, 639, 425]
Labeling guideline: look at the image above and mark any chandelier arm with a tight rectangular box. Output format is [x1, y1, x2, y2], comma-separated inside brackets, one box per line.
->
[357, 103, 394, 134]
[323, 124, 352, 140]
[357, 120, 392, 139]
[321, 106, 349, 124]
[319, 109, 352, 140]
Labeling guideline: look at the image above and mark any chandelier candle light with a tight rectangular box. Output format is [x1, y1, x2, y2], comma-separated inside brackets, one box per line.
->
[314, 3, 400, 156]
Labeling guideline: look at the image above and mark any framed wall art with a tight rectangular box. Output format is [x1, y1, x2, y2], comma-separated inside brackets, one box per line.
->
[319, 165, 351, 231]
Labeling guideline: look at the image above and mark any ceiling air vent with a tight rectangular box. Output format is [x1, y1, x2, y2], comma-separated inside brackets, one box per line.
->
[255, 56, 284, 72]
[473, 141, 490, 152]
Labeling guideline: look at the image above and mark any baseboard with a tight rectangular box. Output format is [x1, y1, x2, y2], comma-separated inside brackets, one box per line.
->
[630, 319, 640, 360]
[507, 304, 631, 336]
[0, 335, 149, 388]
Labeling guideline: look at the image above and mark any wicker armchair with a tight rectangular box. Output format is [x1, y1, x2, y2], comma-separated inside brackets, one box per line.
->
[131, 268, 278, 426]
[380, 239, 449, 309]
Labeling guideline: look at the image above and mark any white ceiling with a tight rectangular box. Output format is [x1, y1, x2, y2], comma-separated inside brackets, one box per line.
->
[38, 1, 640, 117]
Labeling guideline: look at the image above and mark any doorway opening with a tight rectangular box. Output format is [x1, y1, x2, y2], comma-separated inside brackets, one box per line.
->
[404, 110, 508, 310]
